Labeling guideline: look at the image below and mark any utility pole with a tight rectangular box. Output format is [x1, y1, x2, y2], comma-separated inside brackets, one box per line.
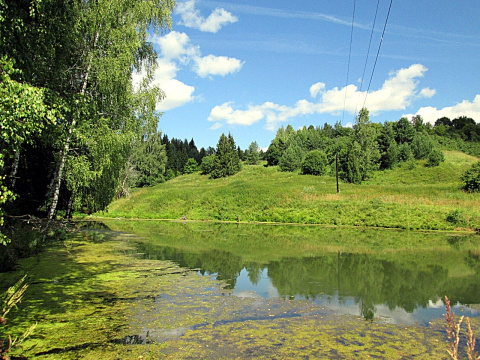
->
[336, 152, 340, 193]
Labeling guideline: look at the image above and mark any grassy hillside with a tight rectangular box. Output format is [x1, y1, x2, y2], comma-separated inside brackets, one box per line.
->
[99, 151, 480, 231]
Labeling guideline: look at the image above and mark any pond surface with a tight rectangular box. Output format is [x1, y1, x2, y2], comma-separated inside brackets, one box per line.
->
[100, 220, 480, 326]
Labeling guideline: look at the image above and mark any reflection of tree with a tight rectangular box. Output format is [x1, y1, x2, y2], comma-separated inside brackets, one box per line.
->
[134, 243, 243, 289]
[108, 221, 480, 320]
[267, 253, 457, 319]
[245, 263, 264, 285]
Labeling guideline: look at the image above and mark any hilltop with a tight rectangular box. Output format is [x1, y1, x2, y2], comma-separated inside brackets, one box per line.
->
[98, 151, 480, 232]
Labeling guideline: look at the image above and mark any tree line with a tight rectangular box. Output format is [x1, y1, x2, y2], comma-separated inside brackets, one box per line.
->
[264, 109, 480, 185]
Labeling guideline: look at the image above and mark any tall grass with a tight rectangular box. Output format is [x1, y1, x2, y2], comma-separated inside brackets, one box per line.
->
[100, 151, 480, 231]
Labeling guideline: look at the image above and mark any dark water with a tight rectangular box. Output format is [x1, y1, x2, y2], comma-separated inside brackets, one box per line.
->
[97, 220, 480, 325]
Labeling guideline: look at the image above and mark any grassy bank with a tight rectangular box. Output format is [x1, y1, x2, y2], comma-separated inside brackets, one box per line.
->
[100, 151, 480, 231]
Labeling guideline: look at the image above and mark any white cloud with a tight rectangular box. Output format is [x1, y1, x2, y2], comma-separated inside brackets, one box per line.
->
[208, 102, 264, 126]
[194, 55, 243, 78]
[309, 82, 325, 98]
[176, 0, 238, 33]
[154, 31, 199, 61]
[133, 31, 243, 111]
[419, 87, 436, 98]
[208, 64, 435, 131]
[404, 95, 480, 124]
[209, 122, 223, 130]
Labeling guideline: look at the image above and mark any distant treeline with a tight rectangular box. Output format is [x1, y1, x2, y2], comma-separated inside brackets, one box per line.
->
[263, 111, 480, 184]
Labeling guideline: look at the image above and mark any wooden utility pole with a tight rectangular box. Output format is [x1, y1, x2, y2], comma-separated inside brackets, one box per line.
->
[336, 152, 340, 193]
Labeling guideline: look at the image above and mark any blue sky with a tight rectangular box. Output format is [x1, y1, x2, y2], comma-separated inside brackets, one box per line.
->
[135, 0, 480, 150]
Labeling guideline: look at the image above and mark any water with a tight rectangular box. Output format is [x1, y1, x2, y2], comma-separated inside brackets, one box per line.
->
[100, 220, 480, 325]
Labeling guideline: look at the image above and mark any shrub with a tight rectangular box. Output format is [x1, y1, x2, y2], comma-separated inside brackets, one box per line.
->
[461, 161, 480, 192]
[279, 144, 304, 172]
[426, 148, 445, 167]
[183, 158, 198, 174]
[301, 150, 328, 175]
[199, 155, 215, 175]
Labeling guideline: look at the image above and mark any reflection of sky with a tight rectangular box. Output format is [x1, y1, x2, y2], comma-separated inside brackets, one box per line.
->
[221, 267, 480, 326]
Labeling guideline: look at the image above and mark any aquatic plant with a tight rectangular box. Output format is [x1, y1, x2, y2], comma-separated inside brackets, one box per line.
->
[0, 276, 36, 360]
[444, 295, 479, 360]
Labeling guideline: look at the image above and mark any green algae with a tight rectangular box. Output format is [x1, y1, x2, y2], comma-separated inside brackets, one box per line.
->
[0, 227, 477, 359]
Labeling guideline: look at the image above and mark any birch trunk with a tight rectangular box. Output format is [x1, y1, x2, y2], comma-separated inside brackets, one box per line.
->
[47, 31, 99, 220]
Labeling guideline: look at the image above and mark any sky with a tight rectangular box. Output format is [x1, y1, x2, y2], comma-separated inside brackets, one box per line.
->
[135, 0, 480, 150]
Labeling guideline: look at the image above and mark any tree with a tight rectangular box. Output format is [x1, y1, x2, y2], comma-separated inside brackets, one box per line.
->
[395, 117, 415, 144]
[210, 134, 242, 179]
[351, 108, 380, 181]
[1, 0, 175, 218]
[461, 161, 480, 192]
[200, 155, 215, 175]
[0, 56, 56, 243]
[132, 132, 167, 187]
[426, 149, 445, 167]
[246, 141, 260, 165]
[301, 150, 328, 176]
[279, 143, 304, 172]
[183, 158, 198, 174]
[411, 133, 434, 159]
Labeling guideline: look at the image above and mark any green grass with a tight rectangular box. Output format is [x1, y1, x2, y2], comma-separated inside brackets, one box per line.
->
[99, 151, 480, 231]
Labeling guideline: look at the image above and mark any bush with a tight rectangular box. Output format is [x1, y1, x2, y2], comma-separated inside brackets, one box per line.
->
[301, 150, 328, 175]
[183, 158, 198, 174]
[200, 155, 215, 175]
[279, 144, 304, 172]
[461, 161, 480, 192]
[426, 149, 445, 167]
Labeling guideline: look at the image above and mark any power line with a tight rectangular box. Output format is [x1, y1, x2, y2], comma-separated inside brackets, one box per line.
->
[362, 0, 394, 110]
[354, 0, 380, 119]
[342, 0, 356, 124]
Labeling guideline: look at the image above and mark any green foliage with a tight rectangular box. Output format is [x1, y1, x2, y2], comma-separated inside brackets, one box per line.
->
[0, 56, 56, 243]
[461, 161, 480, 193]
[394, 117, 415, 144]
[279, 143, 304, 172]
[246, 141, 260, 165]
[344, 108, 380, 183]
[165, 168, 176, 181]
[103, 151, 480, 231]
[1, 275, 36, 357]
[183, 158, 198, 174]
[426, 149, 445, 167]
[132, 132, 167, 187]
[200, 155, 216, 175]
[411, 133, 434, 159]
[301, 150, 328, 175]
[210, 134, 242, 179]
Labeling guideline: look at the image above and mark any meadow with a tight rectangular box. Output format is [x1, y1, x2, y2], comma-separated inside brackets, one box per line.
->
[100, 151, 480, 231]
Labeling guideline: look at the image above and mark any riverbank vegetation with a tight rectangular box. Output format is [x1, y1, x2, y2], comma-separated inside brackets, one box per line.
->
[100, 150, 480, 231]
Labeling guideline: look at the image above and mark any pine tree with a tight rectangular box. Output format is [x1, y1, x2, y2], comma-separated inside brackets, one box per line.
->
[210, 133, 241, 179]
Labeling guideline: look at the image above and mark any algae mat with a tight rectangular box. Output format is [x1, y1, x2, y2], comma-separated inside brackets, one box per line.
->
[0, 229, 468, 359]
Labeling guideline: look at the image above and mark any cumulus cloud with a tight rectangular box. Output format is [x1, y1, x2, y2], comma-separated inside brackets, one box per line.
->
[404, 95, 480, 124]
[133, 31, 243, 111]
[176, 0, 238, 33]
[194, 55, 243, 77]
[208, 64, 435, 130]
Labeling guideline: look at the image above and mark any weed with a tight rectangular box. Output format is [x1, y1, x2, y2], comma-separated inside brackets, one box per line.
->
[1, 276, 36, 360]
[444, 295, 479, 360]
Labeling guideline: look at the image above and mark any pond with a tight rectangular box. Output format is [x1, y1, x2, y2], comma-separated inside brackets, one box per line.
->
[101, 220, 480, 326]
[3, 220, 480, 358]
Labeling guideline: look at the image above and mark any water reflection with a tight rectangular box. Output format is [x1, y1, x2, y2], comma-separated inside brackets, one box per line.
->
[100, 220, 480, 325]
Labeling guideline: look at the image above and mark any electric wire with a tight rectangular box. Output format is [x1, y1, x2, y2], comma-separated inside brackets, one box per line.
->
[354, 0, 380, 119]
[342, 0, 356, 125]
[362, 0, 394, 110]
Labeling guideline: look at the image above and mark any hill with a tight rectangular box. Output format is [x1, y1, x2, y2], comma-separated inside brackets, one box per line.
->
[99, 151, 480, 231]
